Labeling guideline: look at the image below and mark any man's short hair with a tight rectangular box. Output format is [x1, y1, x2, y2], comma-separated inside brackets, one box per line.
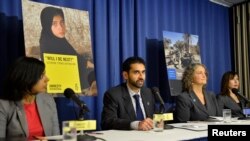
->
[122, 56, 145, 72]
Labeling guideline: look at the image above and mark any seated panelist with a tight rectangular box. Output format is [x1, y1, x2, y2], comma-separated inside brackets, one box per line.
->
[217, 71, 247, 118]
[101, 56, 155, 131]
[0, 57, 60, 140]
[175, 63, 220, 122]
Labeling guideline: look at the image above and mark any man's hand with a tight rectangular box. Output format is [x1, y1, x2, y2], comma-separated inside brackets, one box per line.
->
[138, 118, 153, 131]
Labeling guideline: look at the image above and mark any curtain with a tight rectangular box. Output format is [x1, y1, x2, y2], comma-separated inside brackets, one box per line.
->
[0, 0, 231, 130]
[231, 1, 250, 99]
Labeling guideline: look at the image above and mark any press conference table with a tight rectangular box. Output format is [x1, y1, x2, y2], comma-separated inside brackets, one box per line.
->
[91, 119, 250, 141]
[46, 119, 250, 141]
[92, 128, 207, 141]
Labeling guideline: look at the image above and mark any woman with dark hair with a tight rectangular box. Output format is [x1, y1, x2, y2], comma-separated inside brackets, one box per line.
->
[0, 57, 60, 139]
[217, 71, 246, 118]
[175, 63, 220, 122]
[39, 6, 92, 91]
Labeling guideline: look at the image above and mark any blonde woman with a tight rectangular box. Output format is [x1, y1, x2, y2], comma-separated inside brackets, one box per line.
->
[175, 63, 220, 122]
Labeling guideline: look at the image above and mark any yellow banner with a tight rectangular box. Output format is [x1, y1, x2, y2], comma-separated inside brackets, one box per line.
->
[44, 54, 81, 93]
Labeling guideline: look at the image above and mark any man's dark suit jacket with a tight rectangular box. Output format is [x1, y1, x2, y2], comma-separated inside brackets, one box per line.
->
[175, 91, 220, 122]
[217, 94, 246, 118]
[101, 83, 155, 130]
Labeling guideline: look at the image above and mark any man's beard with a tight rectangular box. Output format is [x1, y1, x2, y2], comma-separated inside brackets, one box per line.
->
[129, 79, 144, 88]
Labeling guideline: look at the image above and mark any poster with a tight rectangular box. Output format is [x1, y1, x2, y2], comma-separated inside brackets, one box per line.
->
[43, 54, 81, 93]
[163, 31, 201, 96]
[22, 0, 97, 96]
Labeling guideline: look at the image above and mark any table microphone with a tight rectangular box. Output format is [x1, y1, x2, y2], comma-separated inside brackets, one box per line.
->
[151, 87, 174, 130]
[151, 87, 165, 113]
[64, 88, 90, 112]
[232, 88, 250, 103]
[64, 88, 98, 141]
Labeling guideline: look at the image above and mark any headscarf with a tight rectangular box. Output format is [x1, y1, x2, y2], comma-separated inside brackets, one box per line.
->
[39, 7, 76, 55]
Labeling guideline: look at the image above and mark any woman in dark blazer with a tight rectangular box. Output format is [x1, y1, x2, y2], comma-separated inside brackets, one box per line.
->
[217, 71, 246, 118]
[175, 63, 220, 122]
[0, 57, 60, 139]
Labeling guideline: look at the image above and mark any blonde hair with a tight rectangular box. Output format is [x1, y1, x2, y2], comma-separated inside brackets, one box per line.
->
[182, 63, 208, 92]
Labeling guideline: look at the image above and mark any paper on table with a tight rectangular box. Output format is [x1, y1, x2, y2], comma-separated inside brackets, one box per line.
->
[171, 124, 207, 131]
[208, 116, 223, 121]
[209, 116, 239, 122]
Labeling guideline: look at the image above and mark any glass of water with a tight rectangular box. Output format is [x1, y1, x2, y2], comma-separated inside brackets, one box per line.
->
[62, 121, 77, 141]
[153, 114, 164, 132]
[223, 109, 231, 123]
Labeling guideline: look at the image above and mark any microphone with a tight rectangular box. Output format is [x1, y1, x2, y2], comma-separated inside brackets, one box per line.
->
[151, 87, 165, 113]
[151, 87, 173, 130]
[232, 88, 250, 103]
[64, 88, 90, 112]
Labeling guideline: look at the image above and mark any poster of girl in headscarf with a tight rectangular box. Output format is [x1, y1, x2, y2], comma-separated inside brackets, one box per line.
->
[22, 0, 97, 96]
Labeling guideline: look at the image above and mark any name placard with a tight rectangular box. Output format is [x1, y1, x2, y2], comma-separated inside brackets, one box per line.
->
[68, 120, 96, 131]
[154, 113, 173, 121]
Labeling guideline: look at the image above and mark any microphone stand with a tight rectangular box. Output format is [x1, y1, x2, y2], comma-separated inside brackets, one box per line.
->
[78, 108, 85, 136]
[78, 108, 85, 120]
[77, 108, 96, 141]
[159, 104, 173, 130]
[159, 104, 165, 114]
